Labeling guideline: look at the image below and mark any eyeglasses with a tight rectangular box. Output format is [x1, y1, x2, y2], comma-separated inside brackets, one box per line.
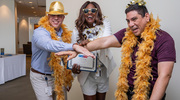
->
[83, 8, 97, 14]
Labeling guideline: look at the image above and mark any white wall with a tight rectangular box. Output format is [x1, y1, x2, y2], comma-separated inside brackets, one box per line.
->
[28, 17, 41, 42]
[46, 0, 180, 100]
[18, 17, 29, 49]
[0, 0, 16, 54]
[15, 2, 18, 54]
[28, 18, 33, 42]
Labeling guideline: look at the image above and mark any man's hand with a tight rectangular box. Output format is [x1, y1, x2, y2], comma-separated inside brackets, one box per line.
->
[55, 51, 77, 60]
[72, 44, 95, 58]
[79, 40, 90, 46]
[72, 64, 81, 74]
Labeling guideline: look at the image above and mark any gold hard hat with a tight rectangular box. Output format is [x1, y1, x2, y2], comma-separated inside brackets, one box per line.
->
[46, 1, 68, 15]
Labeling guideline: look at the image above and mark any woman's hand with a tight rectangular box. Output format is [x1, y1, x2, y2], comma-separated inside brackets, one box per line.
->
[72, 44, 95, 59]
[72, 64, 81, 74]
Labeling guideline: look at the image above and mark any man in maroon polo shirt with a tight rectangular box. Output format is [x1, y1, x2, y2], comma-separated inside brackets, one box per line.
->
[55, 0, 176, 99]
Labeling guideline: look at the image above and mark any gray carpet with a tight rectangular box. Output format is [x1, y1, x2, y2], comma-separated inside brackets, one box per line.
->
[0, 56, 36, 100]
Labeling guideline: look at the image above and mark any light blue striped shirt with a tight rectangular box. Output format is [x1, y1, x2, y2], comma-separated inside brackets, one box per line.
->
[31, 27, 73, 74]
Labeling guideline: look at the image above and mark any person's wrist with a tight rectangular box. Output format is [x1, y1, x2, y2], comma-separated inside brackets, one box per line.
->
[72, 43, 78, 50]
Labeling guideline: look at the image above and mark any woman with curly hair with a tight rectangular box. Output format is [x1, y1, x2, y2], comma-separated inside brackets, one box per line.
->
[71, 1, 116, 100]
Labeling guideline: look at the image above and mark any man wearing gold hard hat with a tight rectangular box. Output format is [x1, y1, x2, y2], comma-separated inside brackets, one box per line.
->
[30, 1, 95, 100]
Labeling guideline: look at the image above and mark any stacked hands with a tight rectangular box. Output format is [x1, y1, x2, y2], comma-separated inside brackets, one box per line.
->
[55, 40, 91, 74]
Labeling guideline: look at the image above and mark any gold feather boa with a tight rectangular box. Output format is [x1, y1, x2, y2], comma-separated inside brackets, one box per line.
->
[38, 16, 74, 100]
[115, 13, 160, 100]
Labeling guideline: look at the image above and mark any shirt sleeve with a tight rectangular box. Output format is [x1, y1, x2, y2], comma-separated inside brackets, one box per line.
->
[71, 28, 79, 43]
[102, 18, 112, 37]
[114, 28, 126, 44]
[156, 31, 176, 62]
[33, 28, 74, 52]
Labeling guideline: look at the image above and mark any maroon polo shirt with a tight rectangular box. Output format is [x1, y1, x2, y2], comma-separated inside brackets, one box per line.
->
[114, 28, 176, 89]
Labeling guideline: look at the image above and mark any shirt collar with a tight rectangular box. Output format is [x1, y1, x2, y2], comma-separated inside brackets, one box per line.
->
[56, 27, 63, 37]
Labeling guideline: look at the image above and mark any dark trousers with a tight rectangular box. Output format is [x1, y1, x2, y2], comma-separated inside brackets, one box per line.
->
[127, 87, 166, 100]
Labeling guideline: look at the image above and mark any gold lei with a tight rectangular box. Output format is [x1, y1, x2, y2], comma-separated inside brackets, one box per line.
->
[38, 16, 74, 100]
[115, 13, 160, 100]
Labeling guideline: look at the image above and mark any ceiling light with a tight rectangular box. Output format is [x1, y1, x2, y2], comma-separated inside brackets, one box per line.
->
[29, 2, 33, 3]
[33, 12, 36, 13]
[31, 7, 34, 9]
[18, 1, 22, 3]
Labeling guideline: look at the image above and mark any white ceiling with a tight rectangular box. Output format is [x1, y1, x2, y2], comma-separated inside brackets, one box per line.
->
[15, 0, 46, 17]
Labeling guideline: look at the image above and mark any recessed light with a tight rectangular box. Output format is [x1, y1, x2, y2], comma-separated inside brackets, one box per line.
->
[18, 1, 22, 3]
[33, 12, 36, 13]
[31, 7, 34, 9]
[29, 2, 33, 3]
